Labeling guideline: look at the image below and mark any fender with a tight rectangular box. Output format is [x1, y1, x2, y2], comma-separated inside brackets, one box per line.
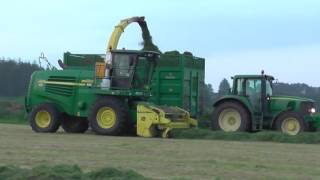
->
[213, 95, 254, 114]
[270, 110, 291, 129]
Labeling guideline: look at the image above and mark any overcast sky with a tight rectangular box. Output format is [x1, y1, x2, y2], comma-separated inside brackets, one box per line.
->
[1, 0, 320, 90]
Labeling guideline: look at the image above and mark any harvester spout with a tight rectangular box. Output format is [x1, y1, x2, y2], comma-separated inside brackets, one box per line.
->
[106, 16, 159, 53]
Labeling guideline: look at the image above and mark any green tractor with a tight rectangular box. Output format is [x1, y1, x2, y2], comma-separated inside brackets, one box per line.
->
[211, 73, 320, 135]
[25, 17, 197, 138]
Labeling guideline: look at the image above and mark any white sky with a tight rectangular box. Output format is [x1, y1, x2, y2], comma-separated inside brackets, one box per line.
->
[0, 0, 320, 91]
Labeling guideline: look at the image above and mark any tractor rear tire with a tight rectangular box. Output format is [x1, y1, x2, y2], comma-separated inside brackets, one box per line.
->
[29, 103, 61, 133]
[61, 115, 89, 133]
[211, 101, 250, 132]
[88, 97, 128, 136]
[275, 111, 308, 135]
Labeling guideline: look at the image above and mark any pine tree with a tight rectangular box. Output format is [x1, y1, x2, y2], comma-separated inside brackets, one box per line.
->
[218, 78, 231, 96]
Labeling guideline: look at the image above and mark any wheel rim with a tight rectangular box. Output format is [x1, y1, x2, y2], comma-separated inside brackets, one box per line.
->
[35, 110, 51, 128]
[96, 107, 116, 129]
[218, 108, 241, 132]
[281, 117, 301, 135]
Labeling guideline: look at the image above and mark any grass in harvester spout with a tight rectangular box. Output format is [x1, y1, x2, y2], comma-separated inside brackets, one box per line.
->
[138, 21, 160, 52]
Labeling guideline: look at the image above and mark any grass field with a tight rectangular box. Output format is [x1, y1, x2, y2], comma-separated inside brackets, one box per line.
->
[1, 124, 320, 179]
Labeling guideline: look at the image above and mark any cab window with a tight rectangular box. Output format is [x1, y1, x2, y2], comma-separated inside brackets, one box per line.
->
[236, 79, 244, 95]
[266, 80, 273, 96]
[246, 79, 261, 96]
[112, 54, 135, 77]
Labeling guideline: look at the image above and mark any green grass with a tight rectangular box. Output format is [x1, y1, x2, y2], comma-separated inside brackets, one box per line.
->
[1, 124, 320, 179]
[0, 164, 149, 180]
[172, 128, 320, 144]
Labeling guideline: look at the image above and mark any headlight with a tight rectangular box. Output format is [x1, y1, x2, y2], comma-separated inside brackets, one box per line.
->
[309, 107, 316, 114]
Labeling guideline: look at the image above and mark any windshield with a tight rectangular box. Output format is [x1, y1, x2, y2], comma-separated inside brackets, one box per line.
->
[266, 80, 273, 96]
[111, 52, 156, 89]
[245, 79, 261, 96]
[112, 54, 135, 77]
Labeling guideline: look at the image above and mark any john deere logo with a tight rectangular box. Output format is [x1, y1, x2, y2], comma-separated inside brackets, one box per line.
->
[165, 73, 176, 79]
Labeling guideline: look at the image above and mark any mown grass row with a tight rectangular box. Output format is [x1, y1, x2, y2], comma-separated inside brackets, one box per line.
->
[0, 165, 149, 180]
[172, 128, 320, 144]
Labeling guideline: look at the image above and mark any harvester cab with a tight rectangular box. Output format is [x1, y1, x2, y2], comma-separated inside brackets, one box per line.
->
[101, 50, 159, 90]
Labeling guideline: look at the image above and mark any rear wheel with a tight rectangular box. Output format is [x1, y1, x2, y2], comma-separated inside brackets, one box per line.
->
[29, 103, 61, 133]
[212, 101, 250, 132]
[275, 112, 308, 135]
[88, 97, 128, 136]
[61, 115, 89, 133]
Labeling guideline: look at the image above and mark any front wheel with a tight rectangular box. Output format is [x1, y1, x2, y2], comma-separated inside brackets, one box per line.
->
[29, 103, 61, 133]
[211, 101, 250, 132]
[275, 112, 308, 135]
[88, 97, 128, 136]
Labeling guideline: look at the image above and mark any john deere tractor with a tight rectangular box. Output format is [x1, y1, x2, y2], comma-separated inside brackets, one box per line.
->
[211, 73, 320, 135]
[25, 17, 197, 138]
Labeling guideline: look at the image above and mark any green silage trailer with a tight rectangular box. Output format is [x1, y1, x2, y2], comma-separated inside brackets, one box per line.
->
[149, 51, 205, 117]
[61, 51, 205, 117]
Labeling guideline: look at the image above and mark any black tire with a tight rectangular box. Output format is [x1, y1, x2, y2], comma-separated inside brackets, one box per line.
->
[61, 115, 89, 133]
[29, 103, 61, 133]
[275, 111, 309, 135]
[211, 101, 250, 132]
[88, 97, 128, 136]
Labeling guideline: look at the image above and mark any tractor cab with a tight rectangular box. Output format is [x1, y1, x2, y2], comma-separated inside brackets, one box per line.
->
[231, 74, 275, 116]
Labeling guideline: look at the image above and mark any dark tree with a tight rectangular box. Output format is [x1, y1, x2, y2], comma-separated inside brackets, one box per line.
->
[218, 78, 231, 96]
[0, 58, 42, 97]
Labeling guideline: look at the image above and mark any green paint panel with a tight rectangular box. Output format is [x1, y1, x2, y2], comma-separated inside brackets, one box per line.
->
[63, 52, 104, 69]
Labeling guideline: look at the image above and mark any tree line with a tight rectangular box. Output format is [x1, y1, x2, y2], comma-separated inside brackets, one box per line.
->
[0, 59, 42, 97]
[0, 59, 319, 109]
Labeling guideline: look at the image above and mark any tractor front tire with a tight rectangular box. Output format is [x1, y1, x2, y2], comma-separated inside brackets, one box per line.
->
[29, 103, 61, 133]
[275, 111, 308, 135]
[88, 97, 128, 136]
[211, 101, 250, 132]
[61, 115, 89, 133]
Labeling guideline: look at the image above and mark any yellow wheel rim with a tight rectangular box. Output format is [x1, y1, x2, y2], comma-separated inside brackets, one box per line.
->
[96, 107, 116, 129]
[218, 108, 241, 132]
[35, 110, 51, 128]
[281, 117, 301, 135]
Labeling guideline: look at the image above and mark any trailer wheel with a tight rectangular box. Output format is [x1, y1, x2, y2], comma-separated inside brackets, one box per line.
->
[212, 101, 250, 132]
[275, 111, 307, 135]
[61, 115, 89, 133]
[29, 103, 61, 133]
[89, 97, 128, 136]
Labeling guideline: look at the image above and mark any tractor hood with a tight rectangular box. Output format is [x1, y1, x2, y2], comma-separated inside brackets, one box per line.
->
[270, 95, 314, 103]
[269, 95, 315, 113]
